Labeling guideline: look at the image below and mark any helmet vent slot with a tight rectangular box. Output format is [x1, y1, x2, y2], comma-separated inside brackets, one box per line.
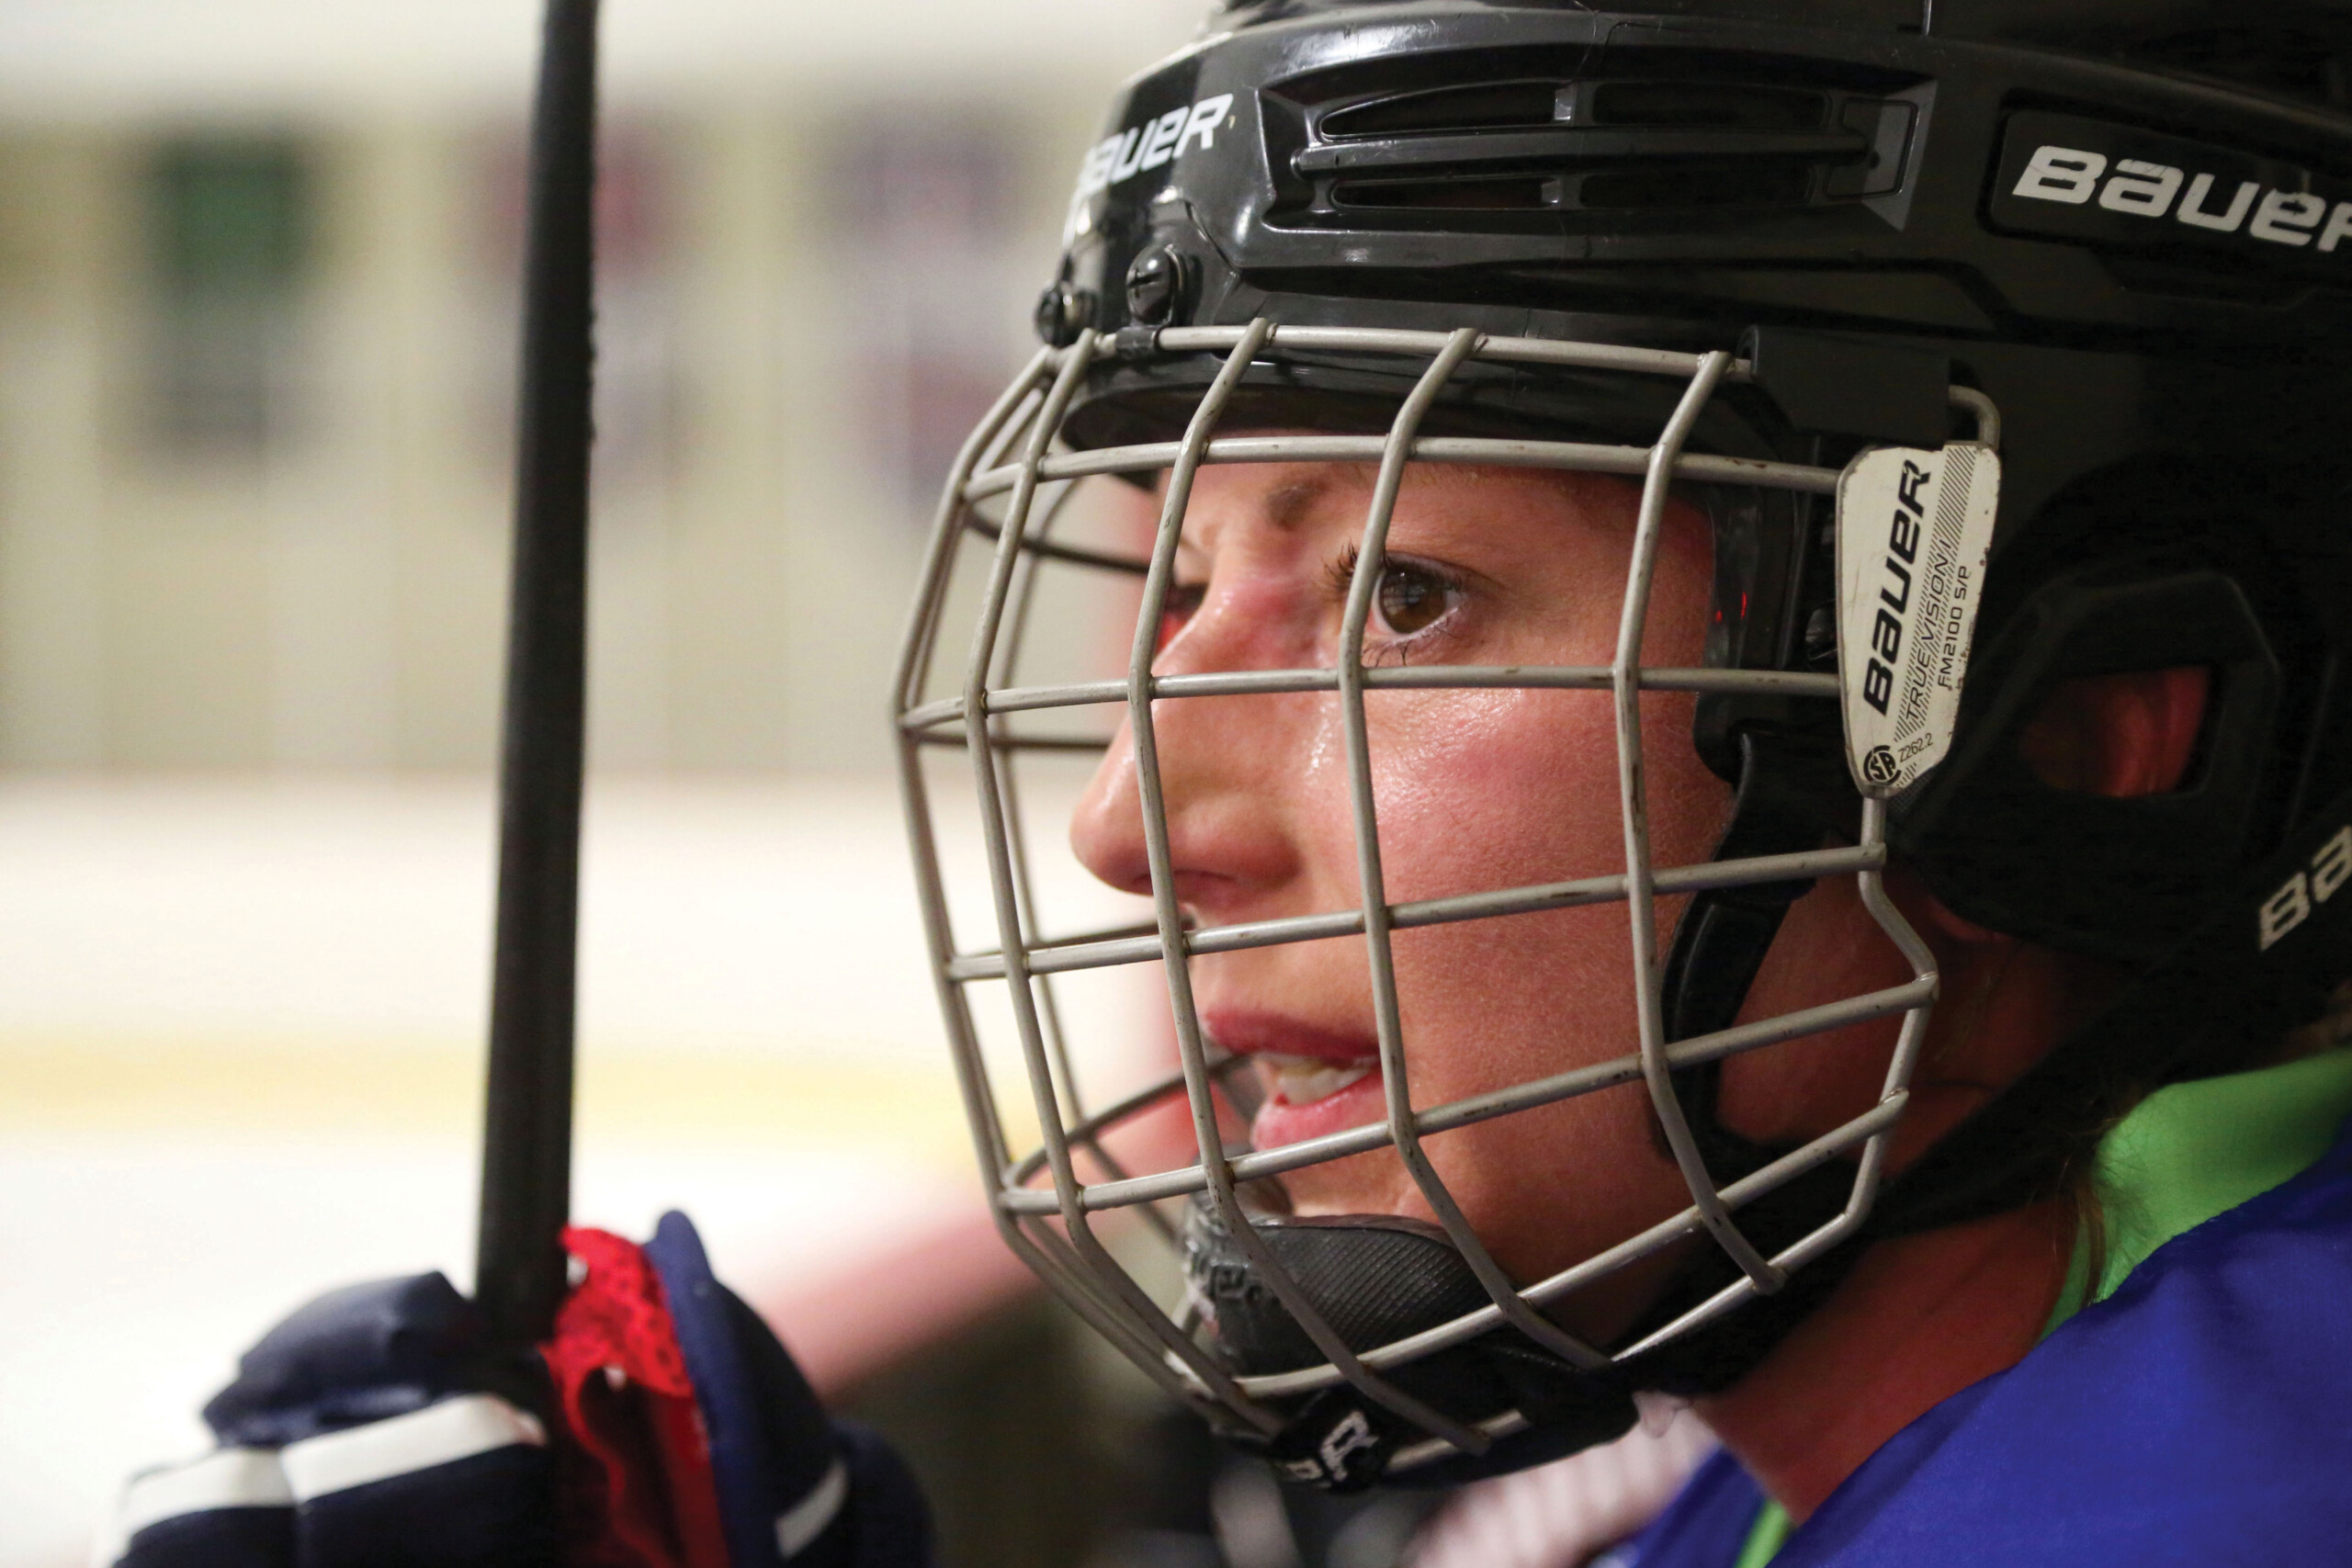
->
[1284, 72, 1916, 225]
[1331, 175, 1554, 210]
[1321, 80, 1561, 139]
[1584, 81, 1827, 131]
[1581, 161, 1815, 209]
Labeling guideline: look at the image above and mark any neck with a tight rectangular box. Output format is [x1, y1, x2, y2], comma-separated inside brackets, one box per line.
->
[1693, 1198, 2074, 1522]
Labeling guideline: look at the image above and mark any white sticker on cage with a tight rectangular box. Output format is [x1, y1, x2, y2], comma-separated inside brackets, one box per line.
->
[1835, 443, 2002, 798]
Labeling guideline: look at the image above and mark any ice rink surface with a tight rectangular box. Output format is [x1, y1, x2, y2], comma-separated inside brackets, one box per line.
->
[0, 774, 1145, 1568]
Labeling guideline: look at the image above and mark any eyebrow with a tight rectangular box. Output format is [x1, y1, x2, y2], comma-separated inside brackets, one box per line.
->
[1261, 469, 1353, 532]
[1179, 463, 1370, 555]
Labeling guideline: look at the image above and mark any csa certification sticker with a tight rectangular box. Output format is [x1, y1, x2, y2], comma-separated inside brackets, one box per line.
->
[1834, 444, 2001, 798]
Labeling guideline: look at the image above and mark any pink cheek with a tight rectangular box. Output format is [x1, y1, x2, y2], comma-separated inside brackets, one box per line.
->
[1366, 691, 1626, 898]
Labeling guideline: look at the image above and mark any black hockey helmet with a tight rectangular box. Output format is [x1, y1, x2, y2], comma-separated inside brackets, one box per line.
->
[896, 0, 2352, 1490]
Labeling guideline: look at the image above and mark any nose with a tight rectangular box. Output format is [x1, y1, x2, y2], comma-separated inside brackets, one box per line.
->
[1069, 572, 1313, 919]
[1067, 723, 1159, 900]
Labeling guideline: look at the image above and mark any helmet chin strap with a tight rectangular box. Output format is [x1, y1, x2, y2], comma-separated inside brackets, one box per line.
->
[1658, 725, 1857, 1187]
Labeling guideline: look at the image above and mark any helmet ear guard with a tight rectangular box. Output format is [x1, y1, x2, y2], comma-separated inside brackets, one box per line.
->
[1690, 331, 2308, 974]
[1893, 567, 2283, 960]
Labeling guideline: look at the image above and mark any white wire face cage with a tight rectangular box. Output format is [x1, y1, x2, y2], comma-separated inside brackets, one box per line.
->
[892, 320, 1978, 1478]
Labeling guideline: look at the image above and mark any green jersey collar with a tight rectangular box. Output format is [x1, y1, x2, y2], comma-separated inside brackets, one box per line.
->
[2043, 1045, 2352, 1335]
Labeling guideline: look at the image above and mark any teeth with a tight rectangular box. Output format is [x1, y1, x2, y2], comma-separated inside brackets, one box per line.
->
[1261, 1054, 1374, 1106]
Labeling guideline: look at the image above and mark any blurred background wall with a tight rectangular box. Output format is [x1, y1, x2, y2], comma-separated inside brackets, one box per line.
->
[0, 0, 1200, 774]
[0, 4, 1201, 1564]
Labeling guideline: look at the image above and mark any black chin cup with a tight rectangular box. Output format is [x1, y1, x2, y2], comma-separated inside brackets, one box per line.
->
[1179, 1159, 1874, 1493]
[1181, 1200, 1638, 1492]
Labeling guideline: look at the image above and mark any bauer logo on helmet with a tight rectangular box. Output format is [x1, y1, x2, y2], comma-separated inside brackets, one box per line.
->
[1992, 108, 2352, 272]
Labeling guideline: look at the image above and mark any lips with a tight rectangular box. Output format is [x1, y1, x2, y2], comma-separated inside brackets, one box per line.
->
[1205, 1010, 1388, 1148]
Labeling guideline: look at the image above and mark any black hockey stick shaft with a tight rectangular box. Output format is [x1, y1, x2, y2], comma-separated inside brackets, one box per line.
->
[476, 0, 599, 1352]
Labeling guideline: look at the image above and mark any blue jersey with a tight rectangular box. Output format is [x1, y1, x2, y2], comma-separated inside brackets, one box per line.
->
[1619, 1048, 2352, 1568]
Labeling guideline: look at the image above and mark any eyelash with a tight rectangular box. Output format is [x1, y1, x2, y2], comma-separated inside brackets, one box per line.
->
[1156, 550, 1469, 658]
[1323, 545, 1468, 655]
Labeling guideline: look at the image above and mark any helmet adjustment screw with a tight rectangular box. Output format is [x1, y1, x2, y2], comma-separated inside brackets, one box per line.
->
[1033, 281, 1094, 347]
[1124, 244, 1192, 327]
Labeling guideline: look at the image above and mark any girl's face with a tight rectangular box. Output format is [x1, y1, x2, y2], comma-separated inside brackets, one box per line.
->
[1069, 459, 1911, 1343]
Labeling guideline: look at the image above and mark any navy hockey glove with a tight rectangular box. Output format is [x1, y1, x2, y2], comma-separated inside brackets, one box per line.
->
[102, 1212, 933, 1568]
[102, 1269, 555, 1568]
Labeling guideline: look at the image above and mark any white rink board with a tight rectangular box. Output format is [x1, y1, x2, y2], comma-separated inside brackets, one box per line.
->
[0, 776, 1148, 1568]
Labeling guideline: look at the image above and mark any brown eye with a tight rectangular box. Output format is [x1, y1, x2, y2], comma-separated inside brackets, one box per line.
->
[1376, 562, 1453, 636]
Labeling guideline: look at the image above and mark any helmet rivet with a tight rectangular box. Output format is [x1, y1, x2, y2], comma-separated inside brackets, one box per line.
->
[1124, 245, 1190, 327]
[1033, 281, 1093, 347]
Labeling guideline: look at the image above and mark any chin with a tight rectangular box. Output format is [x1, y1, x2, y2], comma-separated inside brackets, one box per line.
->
[1271, 1148, 1423, 1221]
